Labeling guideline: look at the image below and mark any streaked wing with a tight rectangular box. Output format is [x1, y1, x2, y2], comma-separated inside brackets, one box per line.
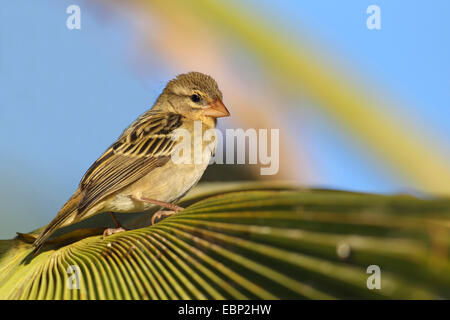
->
[77, 112, 183, 214]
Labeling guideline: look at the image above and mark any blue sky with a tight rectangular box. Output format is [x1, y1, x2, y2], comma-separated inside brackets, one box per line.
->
[0, 0, 156, 236]
[0, 1, 448, 238]
[248, 0, 450, 191]
[247, 0, 450, 137]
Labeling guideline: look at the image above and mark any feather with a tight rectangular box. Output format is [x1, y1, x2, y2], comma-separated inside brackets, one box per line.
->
[78, 112, 183, 215]
[33, 112, 183, 248]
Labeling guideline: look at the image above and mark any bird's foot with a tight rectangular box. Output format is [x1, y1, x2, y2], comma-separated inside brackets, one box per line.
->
[102, 227, 127, 239]
[137, 197, 184, 225]
[151, 208, 183, 225]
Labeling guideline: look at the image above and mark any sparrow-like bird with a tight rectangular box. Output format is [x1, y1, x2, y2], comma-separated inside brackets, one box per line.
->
[33, 72, 230, 250]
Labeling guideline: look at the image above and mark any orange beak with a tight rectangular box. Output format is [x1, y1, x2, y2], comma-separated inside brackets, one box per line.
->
[203, 99, 230, 118]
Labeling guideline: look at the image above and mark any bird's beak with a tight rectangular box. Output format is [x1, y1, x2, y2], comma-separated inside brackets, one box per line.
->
[202, 99, 230, 118]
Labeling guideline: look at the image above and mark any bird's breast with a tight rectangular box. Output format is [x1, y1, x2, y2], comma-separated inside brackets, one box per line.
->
[106, 121, 217, 213]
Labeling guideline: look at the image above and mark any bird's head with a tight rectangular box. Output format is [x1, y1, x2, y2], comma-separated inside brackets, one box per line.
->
[156, 72, 230, 123]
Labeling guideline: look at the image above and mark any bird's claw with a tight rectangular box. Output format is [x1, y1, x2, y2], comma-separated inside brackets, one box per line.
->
[151, 208, 183, 225]
[102, 227, 127, 239]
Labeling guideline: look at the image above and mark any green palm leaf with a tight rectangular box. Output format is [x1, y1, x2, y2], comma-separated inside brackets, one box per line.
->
[1, 183, 449, 299]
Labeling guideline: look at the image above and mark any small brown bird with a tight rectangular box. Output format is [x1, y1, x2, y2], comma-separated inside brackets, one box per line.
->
[33, 72, 229, 250]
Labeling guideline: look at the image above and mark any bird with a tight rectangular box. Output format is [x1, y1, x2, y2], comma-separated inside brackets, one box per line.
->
[32, 72, 230, 251]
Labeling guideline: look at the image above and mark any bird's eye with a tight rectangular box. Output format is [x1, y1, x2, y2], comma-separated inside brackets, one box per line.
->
[190, 94, 201, 103]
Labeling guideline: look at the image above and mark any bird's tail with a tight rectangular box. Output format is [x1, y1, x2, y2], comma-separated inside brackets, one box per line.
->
[33, 188, 83, 251]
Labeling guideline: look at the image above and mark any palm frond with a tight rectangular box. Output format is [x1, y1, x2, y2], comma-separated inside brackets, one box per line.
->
[1, 183, 449, 299]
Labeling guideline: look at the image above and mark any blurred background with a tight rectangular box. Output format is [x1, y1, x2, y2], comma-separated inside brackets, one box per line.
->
[0, 0, 449, 238]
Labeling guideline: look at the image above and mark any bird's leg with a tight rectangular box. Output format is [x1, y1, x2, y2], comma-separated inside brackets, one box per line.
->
[109, 212, 123, 228]
[103, 212, 127, 239]
[138, 197, 184, 225]
[140, 197, 184, 211]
